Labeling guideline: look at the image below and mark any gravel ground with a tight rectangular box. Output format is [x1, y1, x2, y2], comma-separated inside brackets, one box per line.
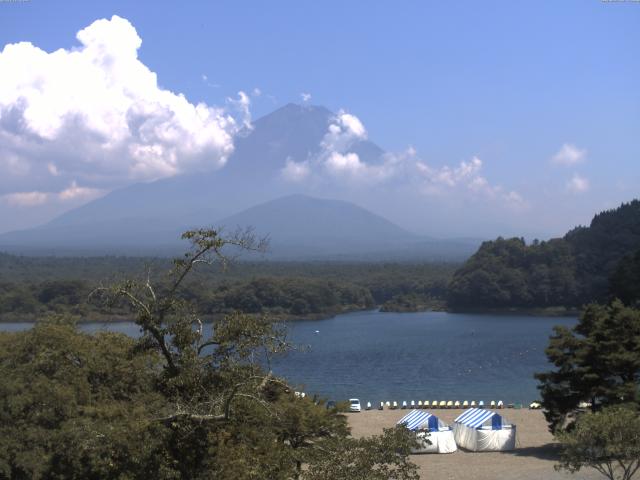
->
[346, 409, 601, 480]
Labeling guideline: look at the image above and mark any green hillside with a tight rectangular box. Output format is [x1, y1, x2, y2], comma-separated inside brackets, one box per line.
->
[448, 200, 640, 309]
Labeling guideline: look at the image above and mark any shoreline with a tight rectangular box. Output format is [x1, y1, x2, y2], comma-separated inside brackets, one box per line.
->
[445, 306, 581, 317]
[0, 308, 370, 324]
[0, 304, 581, 324]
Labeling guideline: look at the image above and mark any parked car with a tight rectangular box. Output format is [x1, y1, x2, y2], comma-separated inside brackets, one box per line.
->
[326, 400, 337, 410]
[349, 398, 361, 412]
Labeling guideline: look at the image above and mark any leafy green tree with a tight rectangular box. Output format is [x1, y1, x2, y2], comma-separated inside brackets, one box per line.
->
[536, 301, 640, 432]
[273, 395, 349, 476]
[90, 228, 419, 479]
[556, 405, 640, 480]
[0, 317, 169, 480]
[302, 426, 420, 480]
[448, 237, 578, 309]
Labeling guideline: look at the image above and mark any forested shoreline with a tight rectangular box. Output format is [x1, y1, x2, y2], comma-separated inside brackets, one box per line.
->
[2, 200, 639, 322]
[0, 256, 455, 322]
[448, 200, 640, 310]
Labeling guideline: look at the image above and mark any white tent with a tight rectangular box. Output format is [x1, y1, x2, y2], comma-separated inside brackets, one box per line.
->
[452, 408, 516, 452]
[397, 409, 457, 454]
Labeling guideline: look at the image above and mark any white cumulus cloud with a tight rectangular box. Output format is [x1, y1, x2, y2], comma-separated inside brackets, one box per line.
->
[300, 92, 312, 103]
[323, 111, 367, 147]
[551, 143, 586, 166]
[316, 111, 398, 184]
[0, 15, 244, 199]
[566, 173, 590, 194]
[282, 109, 386, 184]
[280, 107, 526, 209]
[280, 109, 409, 185]
[325, 152, 365, 175]
[323, 152, 398, 183]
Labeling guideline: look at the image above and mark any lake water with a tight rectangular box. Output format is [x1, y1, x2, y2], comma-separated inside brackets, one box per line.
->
[0, 310, 576, 405]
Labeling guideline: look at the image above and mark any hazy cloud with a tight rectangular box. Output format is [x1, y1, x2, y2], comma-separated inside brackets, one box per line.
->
[0, 15, 244, 198]
[416, 157, 483, 190]
[566, 173, 590, 194]
[201, 74, 220, 88]
[300, 92, 312, 103]
[58, 181, 103, 201]
[417, 156, 527, 209]
[552, 143, 586, 166]
[227, 90, 252, 130]
[281, 158, 311, 182]
[1, 181, 104, 207]
[47, 163, 60, 176]
[2, 191, 49, 207]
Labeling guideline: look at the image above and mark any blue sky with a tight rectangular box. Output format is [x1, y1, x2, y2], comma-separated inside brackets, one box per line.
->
[0, 1, 638, 237]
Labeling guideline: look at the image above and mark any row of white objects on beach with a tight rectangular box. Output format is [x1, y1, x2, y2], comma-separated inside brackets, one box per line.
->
[371, 400, 504, 410]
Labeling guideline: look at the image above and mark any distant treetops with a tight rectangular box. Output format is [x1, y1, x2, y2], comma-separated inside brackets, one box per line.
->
[448, 200, 640, 310]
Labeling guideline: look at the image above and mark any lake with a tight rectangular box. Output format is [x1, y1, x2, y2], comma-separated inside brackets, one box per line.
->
[0, 310, 575, 405]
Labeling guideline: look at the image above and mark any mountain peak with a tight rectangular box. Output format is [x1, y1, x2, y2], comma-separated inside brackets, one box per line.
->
[278, 102, 331, 115]
[216, 194, 417, 257]
[253, 102, 333, 129]
[0, 104, 391, 256]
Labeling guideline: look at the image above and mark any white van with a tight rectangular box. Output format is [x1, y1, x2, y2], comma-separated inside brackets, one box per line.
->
[349, 398, 361, 412]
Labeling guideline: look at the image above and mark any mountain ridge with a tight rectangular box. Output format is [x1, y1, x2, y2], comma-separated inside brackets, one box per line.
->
[0, 104, 479, 260]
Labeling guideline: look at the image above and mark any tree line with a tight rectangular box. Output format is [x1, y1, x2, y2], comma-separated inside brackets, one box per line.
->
[448, 200, 640, 309]
[0, 260, 455, 321]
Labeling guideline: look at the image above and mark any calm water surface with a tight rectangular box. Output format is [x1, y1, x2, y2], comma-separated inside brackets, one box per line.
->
[1, 310, 575, 405]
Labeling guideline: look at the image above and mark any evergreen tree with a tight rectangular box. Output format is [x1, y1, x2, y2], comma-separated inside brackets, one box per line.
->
[610, 249, 640, 306]
[536, 301, 640, 432]
[449, 200, 640, 309]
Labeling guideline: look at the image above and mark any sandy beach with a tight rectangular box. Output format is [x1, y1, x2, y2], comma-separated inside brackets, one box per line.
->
[347, 409, 601, 480]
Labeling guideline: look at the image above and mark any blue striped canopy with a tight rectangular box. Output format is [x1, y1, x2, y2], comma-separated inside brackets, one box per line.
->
[454, 408, 504, 429]
[397, 410, 439, 431]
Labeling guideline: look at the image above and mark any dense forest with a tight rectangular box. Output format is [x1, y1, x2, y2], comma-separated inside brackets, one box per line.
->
[0, 256, 455, 321]
[448, 200, 640, 309]
[2, 199, 639, 319]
